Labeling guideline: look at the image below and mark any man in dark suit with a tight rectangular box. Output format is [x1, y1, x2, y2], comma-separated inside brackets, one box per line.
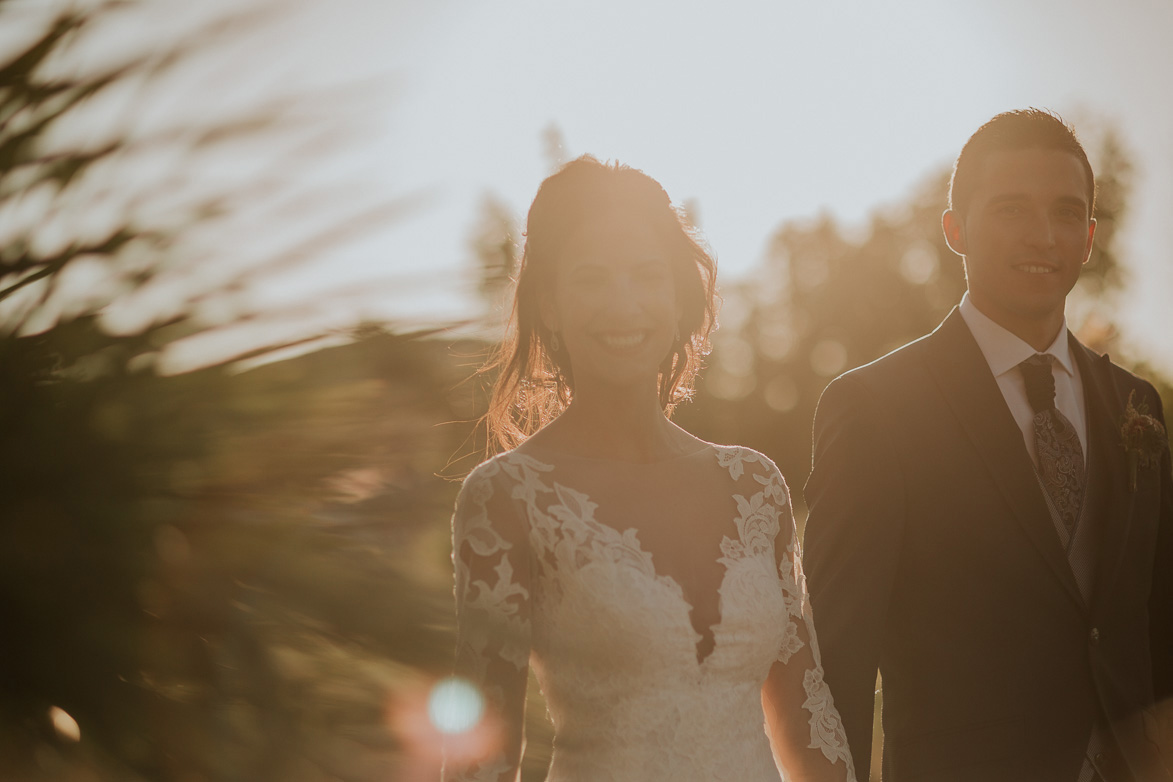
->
[803, 109, 1172, 781]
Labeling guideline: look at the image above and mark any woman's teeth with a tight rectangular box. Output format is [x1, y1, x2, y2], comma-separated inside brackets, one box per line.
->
[601, 333, 646, 349]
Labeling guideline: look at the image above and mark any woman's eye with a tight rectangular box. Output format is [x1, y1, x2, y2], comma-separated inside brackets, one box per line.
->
[636, 263, 671, 282]
[572, 269, 606, 286]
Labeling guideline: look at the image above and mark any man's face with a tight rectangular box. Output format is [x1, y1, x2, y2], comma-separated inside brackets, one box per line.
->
[943, 147, 1096, 341]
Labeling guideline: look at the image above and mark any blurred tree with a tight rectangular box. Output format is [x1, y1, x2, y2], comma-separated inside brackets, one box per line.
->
[469, 194, 520, 327]
[541, 123, 568, 174]
[1074, 128, 1132, 304]
[0, 2, 470, 780]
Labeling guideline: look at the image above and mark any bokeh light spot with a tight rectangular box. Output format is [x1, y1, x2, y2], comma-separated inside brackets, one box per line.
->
[764, 375, 800, 412]
[810, 339, 848, 377]
[427, 677, 484, 735]
[900, 241, 939, 285]
[48, 706, 80, 742]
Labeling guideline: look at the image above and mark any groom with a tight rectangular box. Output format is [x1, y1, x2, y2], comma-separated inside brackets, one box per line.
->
[803, 109, 1172, 782]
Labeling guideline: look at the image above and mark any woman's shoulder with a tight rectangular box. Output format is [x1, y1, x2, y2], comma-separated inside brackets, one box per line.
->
[709, 443, 785, 481]
[709, 444, 793, 517]
[459, 448, 556, 494]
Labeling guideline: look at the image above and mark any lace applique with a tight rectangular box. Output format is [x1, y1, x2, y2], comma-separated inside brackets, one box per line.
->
[717, 447, 786, 560]
[453, 461, 532, 674]
[450, 447, 856, 782]
[460, 556, 530, 671]
[447, 459, 532, 782]
[445, 752, 512, 782]
[754, 465, 789, 506]
[803, 668, 856, 772]
[788, 569, 854, 776]
[716, 446, 751, 479]
[738, 451, 854, 780]
[783, 543, 855, 779]
[725, 492, 781, 556]
[458, 467, 511, 558]
[497, 452, 554, 504]
[777, 619, 804, 664]
[538, 481, 660, 579]
[776, 540, 806, 624]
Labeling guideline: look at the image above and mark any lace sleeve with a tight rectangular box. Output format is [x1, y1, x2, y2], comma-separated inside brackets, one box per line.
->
[759, 465, 856, 782]
[443, 460, 531, 782]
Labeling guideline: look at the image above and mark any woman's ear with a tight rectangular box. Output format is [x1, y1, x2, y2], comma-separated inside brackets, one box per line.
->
[539, 296, 559, 334]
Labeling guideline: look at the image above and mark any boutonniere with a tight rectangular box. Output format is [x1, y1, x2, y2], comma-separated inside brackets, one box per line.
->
[1120, 390, 1167, 492]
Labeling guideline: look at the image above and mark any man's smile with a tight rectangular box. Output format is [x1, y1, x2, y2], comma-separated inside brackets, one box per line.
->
[1014, 263, 1059, 274]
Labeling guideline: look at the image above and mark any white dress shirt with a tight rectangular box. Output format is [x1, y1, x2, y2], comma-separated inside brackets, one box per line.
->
[958, 293, 1088, 468]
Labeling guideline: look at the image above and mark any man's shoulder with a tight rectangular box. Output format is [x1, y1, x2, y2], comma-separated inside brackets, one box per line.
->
[1071, 336, 1159, 390]
[833, 327, 942, 394]
[1082, 344, 1165, 407]
[1105, 355, 1159, 393]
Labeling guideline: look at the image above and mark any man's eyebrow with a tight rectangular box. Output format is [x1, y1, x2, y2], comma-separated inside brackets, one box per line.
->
[567, 260, 606, 272]
[985, 193, 1088, 209]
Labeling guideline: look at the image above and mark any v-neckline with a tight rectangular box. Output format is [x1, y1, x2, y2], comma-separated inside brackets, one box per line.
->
[611, 517, 734, 666]
[511, 446, 744, 666]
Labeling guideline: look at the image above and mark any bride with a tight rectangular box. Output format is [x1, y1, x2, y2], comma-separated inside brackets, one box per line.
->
[445, 156, 855, 782]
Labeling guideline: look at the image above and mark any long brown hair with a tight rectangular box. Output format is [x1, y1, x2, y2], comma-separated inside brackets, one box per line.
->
[484, 155, 718, 452]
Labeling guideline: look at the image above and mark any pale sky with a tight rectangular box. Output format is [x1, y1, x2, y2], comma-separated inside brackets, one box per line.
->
[13, 0, 1172, 371]
[357, 0, 1173, 369]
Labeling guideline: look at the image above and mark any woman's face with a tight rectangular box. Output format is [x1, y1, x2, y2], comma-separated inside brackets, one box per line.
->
[543, 207, 681, 397]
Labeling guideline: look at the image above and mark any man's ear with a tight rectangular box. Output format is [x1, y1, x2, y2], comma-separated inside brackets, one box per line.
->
[942, 209, 967, 256]
[1082, 217, 1097, 265]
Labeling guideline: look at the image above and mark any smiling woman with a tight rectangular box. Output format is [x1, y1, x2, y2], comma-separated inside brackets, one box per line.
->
[484, 155, 718, 452]
[444, 156, 857, 782]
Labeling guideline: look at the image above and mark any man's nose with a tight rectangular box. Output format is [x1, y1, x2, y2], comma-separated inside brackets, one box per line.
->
[1023, 210, 1057, 248]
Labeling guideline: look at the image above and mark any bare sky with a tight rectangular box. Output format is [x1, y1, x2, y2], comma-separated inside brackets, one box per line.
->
[13, 0, 1171, 370]
[361, 0, 1173, 368]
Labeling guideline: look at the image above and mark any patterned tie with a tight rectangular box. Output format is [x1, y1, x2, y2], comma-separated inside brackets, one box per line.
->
[1020, 354, 1085, 544]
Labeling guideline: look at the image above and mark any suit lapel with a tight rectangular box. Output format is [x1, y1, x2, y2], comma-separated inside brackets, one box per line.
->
[1071, 338, 1135, 616]
[925, 309, 1086, 613]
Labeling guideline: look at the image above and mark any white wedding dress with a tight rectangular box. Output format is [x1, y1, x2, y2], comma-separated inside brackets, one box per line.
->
[445, 445, 855, 782]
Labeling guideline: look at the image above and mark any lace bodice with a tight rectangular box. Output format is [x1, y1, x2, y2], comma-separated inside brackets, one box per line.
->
[445, 445, 855, 782]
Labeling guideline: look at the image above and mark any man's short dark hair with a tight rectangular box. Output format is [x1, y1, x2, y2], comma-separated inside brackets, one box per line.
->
[948, 108, 1095, 219]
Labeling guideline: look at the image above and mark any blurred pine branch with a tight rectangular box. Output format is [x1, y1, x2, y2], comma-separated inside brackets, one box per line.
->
[0, 2, 474, 779]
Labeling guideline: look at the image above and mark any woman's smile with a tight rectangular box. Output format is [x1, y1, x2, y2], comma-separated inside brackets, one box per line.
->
[597, 330, 652, 351]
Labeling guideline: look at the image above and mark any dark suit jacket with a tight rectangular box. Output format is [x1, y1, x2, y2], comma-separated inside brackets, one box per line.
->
[803, 308, 1173, 782]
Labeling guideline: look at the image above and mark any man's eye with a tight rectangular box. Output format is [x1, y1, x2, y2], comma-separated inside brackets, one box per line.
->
[573, 269, 606, 285]
[996, 204, 1022, 216]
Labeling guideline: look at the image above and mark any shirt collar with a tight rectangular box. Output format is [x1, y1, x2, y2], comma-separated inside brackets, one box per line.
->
[958, 292, 1075, 379]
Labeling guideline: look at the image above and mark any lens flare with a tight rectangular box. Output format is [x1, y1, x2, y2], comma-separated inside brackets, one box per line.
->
[427, 677, 484, 735]
[48, 706, 80, 742]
